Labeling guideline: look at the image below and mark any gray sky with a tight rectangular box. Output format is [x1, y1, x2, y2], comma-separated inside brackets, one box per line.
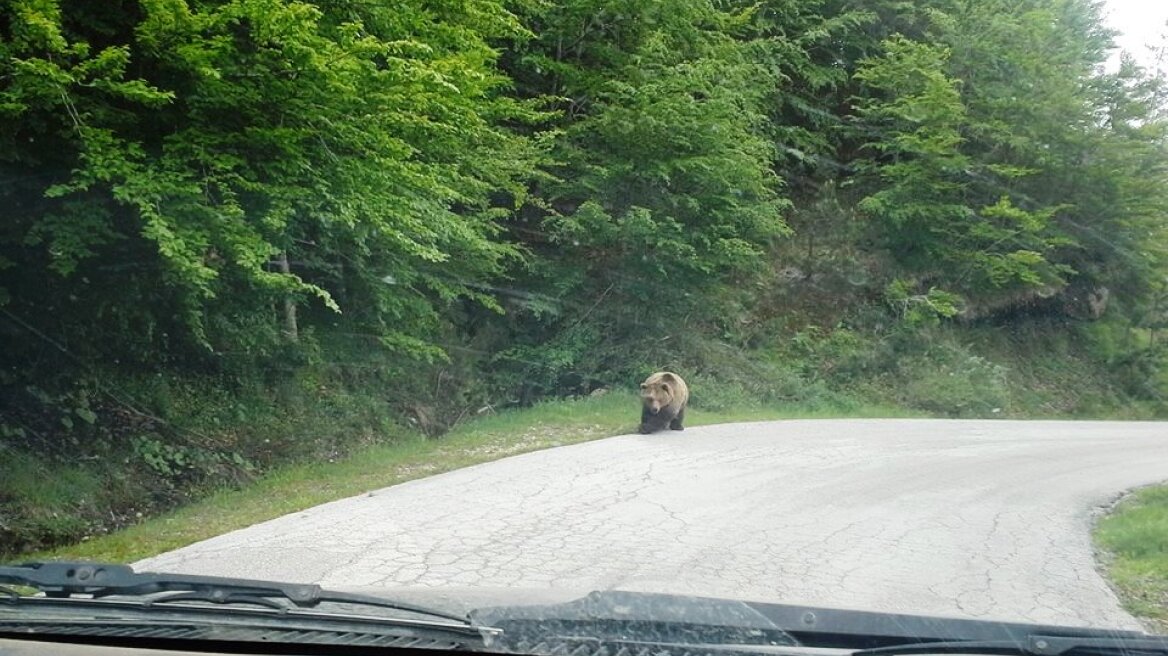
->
[1101, 0, 1167, 71]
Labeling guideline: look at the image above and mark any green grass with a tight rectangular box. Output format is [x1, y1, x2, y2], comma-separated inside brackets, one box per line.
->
[1, 451, 102, 509]
[0, 451, 104, 546]
[21, 392, 912, 565]
[1095, 483, 1168, 632]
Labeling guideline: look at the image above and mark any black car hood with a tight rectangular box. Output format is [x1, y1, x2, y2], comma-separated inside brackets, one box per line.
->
[330, 587, 1159, 650]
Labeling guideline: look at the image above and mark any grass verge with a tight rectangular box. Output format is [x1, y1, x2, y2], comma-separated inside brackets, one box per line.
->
[1095, 483, 1168, 632]
[23, 392, 914, 565]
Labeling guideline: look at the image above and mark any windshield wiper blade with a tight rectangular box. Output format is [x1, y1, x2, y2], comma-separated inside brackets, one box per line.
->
[855, 634, 1168, 656]
[0, 561, 477, 629]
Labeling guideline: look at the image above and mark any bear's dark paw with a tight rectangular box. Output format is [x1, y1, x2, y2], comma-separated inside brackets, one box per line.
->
[670, 425, 684, 431]
[639, 425, 653, 434]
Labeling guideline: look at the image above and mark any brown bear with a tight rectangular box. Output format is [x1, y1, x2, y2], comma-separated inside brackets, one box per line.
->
[639, 371, 689, 434]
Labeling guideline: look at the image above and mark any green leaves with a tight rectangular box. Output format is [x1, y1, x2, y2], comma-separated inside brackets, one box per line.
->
[885, 278, 961, 326]
[852, 31, 1082, 297]
[2, 0, 542, 360]
[513, 0, 790, 296]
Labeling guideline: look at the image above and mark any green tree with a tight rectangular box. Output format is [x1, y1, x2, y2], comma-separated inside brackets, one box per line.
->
[1, 0, 542, 370]
[486, 0, 792, 393]
[838, 0, 1167, 322]
[852, 34, 1073, 301]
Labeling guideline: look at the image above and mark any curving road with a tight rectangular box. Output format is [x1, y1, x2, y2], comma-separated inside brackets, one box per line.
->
[136, 419, 1168, 630]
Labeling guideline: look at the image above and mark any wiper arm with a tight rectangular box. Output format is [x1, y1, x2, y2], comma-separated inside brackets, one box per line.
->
[3, 561, 322, 605]
[855, 634, 1168, 656]
[0, 561, 478, 629]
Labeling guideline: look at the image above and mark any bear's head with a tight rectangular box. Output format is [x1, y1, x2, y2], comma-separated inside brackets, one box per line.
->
[640, 375, 678, 415]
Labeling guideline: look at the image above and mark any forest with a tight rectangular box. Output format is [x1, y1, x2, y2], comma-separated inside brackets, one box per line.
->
[2, 0, 1166, 556]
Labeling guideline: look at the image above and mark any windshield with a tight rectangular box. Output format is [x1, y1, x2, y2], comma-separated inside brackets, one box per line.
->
[2, 0, 1168, 649]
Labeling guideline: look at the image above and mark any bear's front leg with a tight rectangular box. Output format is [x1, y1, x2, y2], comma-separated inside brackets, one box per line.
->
[641, 406, 671, 433]
[640, 405, 656, 433]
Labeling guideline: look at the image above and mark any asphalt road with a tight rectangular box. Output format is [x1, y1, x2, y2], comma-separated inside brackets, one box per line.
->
[136, 419, 1168, 630]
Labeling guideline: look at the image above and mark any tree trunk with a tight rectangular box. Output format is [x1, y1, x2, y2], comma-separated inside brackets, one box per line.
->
[277, 251, 298, 342]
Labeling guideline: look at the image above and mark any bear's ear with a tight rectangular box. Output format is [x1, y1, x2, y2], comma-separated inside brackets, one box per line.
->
[639, 383, 648, 390]
[659, 372, 678, 384]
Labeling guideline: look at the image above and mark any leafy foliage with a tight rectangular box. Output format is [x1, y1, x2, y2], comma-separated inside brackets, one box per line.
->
[483, 0, 795, 393]
[853, 35, 1072, 295]
[2, 0, 542, 364]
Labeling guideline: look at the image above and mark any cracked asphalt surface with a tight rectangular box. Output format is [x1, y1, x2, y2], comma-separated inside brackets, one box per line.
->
[136, 419, 1168, 629]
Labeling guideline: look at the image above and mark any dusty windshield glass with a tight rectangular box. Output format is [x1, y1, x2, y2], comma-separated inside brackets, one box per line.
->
[2, 0, 1168, 646]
